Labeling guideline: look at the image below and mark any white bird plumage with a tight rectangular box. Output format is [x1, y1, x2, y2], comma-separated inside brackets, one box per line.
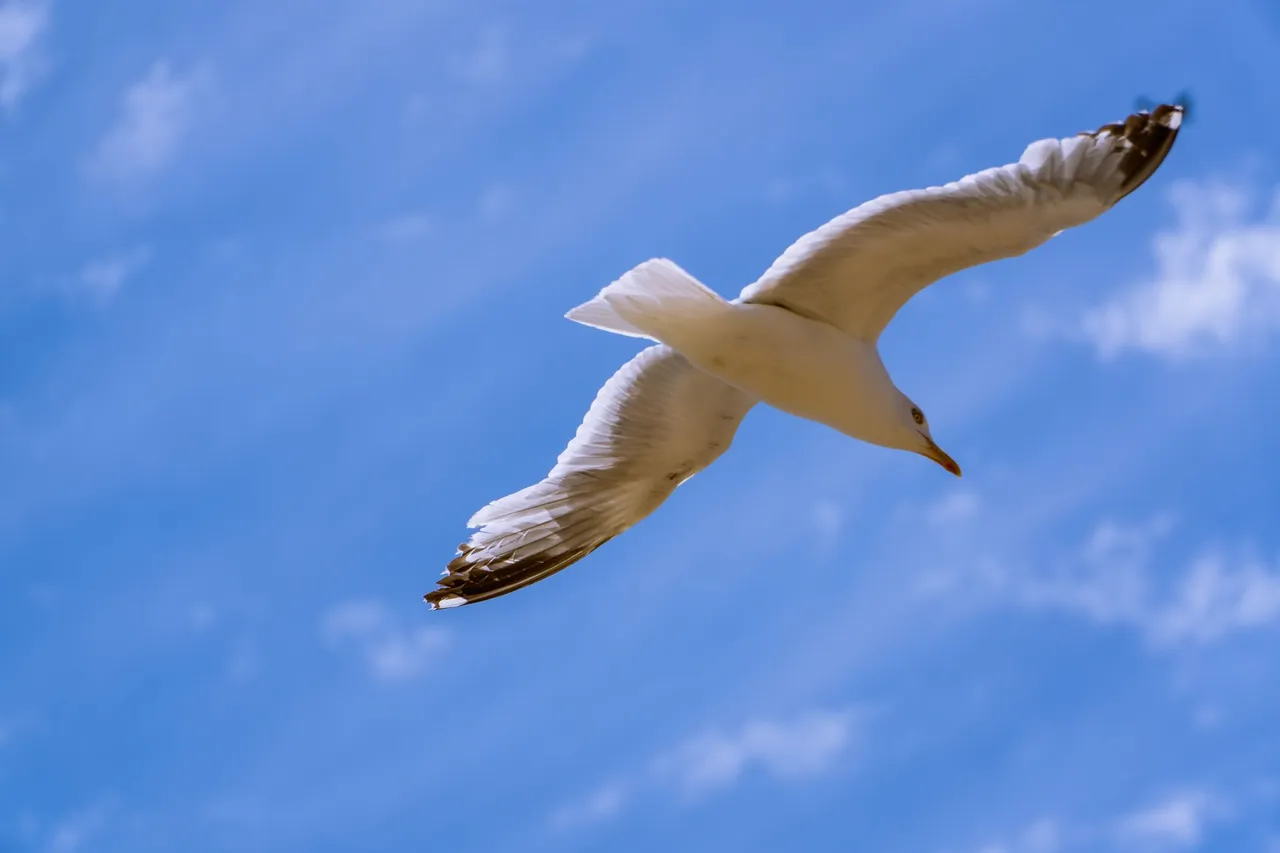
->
[427, 103, 1183, 609]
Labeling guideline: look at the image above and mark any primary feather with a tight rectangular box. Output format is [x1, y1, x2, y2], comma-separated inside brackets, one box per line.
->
[738, 103, 1183, 341]
[426, 346, 754, 609]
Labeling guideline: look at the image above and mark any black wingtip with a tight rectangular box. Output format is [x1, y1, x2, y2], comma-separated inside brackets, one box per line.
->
[1084, 102, 1184, 205]
[1134, 90, 1195, 124]
[424, 537, 614, 610]
[1122, 103, 1184, 202]
[424, 590, 469, 610]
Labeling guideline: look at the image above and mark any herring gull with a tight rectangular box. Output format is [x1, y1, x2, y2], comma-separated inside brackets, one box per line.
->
[427, 102, 1184, 609]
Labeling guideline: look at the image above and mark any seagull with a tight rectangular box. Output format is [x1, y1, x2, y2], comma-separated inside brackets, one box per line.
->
[426, 102, 1184, 610]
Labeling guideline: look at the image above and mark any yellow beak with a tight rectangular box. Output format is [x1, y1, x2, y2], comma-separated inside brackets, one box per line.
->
[919, 436, 962, 477]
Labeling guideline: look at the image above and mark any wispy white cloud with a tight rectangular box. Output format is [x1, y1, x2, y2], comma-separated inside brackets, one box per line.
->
[0, 0, 48, 109]
[1009, 517, 1171, 632]
[975, 818, 1063, 853]
[73, 245, 152, 306]
[320, 599, 449, 682]
[1083, 180, 1280, 359]
[1150, 553, 1280, 645]
[656, 709, 858, 798]
[552, 708, 858, 830]
[971, 793, 1224, 853]
[548, 780, 631, 831]
[85, 61, 212, 185]
[375, 212, 433, 244]
[925, 489, 982, 527]
[923, 517, 1280, 648]
[1115, 791, 1219, 850]
[1029, 522, 1280, 648]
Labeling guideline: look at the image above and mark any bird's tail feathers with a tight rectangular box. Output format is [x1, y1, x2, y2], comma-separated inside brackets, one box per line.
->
[566, 258, 729, 341]
[562, 295, 650, 338]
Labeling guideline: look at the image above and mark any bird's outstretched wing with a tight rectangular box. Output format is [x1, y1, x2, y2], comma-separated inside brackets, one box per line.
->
[738, 104, 1184, 342]
[427, 346, 755, 609]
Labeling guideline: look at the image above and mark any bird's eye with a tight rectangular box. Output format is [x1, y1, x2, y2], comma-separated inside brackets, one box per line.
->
[911, 407, 924, 425]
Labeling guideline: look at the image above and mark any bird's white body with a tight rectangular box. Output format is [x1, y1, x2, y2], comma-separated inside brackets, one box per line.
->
[685, 304, 897, 443]
[427, 102, 1185, 609]
[609, 294, 905, 451]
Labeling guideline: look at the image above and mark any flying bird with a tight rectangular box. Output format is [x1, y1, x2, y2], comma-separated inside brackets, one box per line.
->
[427, 102, 1185, 610]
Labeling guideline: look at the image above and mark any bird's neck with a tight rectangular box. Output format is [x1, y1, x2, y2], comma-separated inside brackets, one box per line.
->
[829, 343, 911, 450]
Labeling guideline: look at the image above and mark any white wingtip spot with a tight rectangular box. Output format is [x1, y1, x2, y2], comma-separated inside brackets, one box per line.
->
[1166, 108, 1184, 130]
[431, 595, 467, 610]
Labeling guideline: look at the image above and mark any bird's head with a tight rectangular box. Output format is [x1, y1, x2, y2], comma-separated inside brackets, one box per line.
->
[897, 398, 961, 477]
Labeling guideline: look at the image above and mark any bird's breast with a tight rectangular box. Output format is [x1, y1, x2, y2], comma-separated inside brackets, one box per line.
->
[676, 304, 884, 438]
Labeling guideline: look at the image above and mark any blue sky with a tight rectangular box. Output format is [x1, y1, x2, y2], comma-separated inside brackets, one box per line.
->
[1, 0, 1279, 851]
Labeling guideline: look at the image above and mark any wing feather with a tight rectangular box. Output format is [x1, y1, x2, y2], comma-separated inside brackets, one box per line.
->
[427, 345, 755, 609]
[738, 104, 1183, 341]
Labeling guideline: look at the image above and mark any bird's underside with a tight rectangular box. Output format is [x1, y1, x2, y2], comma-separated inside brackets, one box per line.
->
[425, 101, 1185, 610]
[426, 345, 756, 609]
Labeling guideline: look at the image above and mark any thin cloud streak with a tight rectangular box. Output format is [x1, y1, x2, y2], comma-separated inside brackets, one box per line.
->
[1084, 180, 1280, 359]
[84, 61, 213, 185]
[552, 708, 859, 831]
[920, 516, 1280, 648]
[0, 0, 48, 108]
[321, 599, 449, 682]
